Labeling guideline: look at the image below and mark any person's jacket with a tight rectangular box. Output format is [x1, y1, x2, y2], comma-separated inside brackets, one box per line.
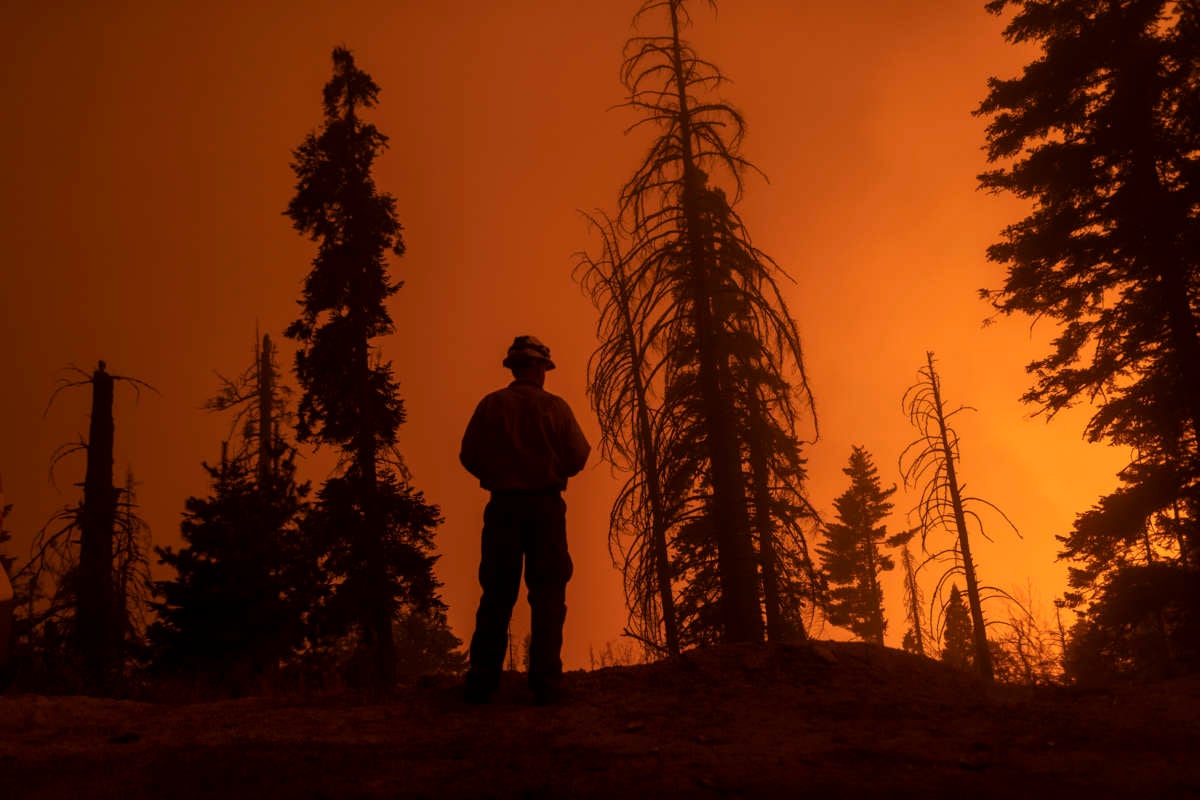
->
[460, 379, 590, 492]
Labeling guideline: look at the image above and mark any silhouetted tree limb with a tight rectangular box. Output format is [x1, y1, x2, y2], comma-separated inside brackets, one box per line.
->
[978, 1, 1200, 676]
[901, 352, 1019, 681]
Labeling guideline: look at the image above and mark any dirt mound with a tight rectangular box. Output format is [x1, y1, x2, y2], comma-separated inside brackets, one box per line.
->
[3, 641, 1198, 798]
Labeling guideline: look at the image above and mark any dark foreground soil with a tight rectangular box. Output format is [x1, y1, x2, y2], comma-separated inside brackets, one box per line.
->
[3, 641, 1199, 799]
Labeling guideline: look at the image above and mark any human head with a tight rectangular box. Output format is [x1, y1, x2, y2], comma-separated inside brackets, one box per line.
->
[503, 335, 556, 385]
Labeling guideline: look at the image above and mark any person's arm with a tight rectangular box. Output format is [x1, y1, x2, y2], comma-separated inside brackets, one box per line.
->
[459, 398, 490, 481]
[558, 400, 591, 478]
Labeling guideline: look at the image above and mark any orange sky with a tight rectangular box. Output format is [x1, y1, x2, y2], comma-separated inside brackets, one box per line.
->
[0, 2, 1128, 668]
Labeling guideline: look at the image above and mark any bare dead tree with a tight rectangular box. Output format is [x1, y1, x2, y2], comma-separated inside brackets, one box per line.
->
[886, 532, 927, 657]
[987, 582, 1064, 686]
[28, 362, 154, 690]
[900, 352, 1017, 681]
[76, 361, 118, 686]
[113, 470, 152, 653]
[16, 444, 152, 690]
[577, 212, 681, 656]
[14, 506, 80, 645]
[206, 332, 293, 484]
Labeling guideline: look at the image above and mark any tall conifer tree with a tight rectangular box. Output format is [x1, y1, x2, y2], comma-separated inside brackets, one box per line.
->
[818, 447, 897, 645]
[151, 336, 312, 685]
[582, 0, 817, 647]
[977, 2, 1200, 634]
[941, 584, 974, 670]
[285, 48, 444, 685]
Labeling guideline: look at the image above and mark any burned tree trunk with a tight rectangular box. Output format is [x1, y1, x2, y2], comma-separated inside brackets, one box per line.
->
[666, 3, 761, 644]
[925, 355, 992, 680]
[746, 387, 788, 641]
[76, 361, 118, 689]
[901, 352, 1012, 681]
[900, 544, 925, 655]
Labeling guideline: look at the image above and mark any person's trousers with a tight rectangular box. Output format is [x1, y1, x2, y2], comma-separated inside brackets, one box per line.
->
[467, 491, 573, 692]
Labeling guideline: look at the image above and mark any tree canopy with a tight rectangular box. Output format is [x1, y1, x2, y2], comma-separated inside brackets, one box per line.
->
[285, 47, 446, 685]
[978, 0, 1200, 677]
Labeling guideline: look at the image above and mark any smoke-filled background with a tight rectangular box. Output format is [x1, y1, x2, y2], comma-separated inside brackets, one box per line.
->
[0, 1, 1125, 667]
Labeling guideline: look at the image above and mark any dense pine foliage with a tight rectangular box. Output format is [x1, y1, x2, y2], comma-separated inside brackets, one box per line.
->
[284, 48, 449, 686]
[817, 447, 896, 645]
[979, 0, 1200, 678]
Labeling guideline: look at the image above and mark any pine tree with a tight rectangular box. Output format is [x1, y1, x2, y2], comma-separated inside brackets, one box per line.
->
[713, 191, 821, 642]
[818, 447, 896, 645]
[624, 0, 758, 644]
[977, 2, 1200, 637]
[393, 606, 466, 679]
[584, 0, 817, 646]
[285, 48, 445, 685]
[153, 454, 311, 683]
[942, 584, 974, 670]
[151, 336, 313, 687]
[1064, 561, 1200, 680]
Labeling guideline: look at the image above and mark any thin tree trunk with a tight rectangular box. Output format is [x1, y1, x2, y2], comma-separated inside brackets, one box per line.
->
[746, 388, 793, 641]
[610, 262, 680, 656]
[1150, 210, 1200, 573]
[860, 521, 884, 646]
[1170, 501, 1190, 567]
[112, 470, 145, 653]
[641, 418, 680, 657]
[926, 352, 993, 680]
[751, 473, 784, 640]
[257, 334, 276, 487]
[77, 361, 117, 690]
[902, 546, 924, 655]
[1054, 602, 1068, 673]
[357, 348, 394, 685]
[667, 0, 761, 643]
[339, 89, 396, 684]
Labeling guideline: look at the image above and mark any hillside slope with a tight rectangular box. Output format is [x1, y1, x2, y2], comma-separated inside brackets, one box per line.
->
[3, 641, 1199, 798]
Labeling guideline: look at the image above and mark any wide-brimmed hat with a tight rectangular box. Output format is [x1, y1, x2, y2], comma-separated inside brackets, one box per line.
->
[503, 335, 556, 370]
